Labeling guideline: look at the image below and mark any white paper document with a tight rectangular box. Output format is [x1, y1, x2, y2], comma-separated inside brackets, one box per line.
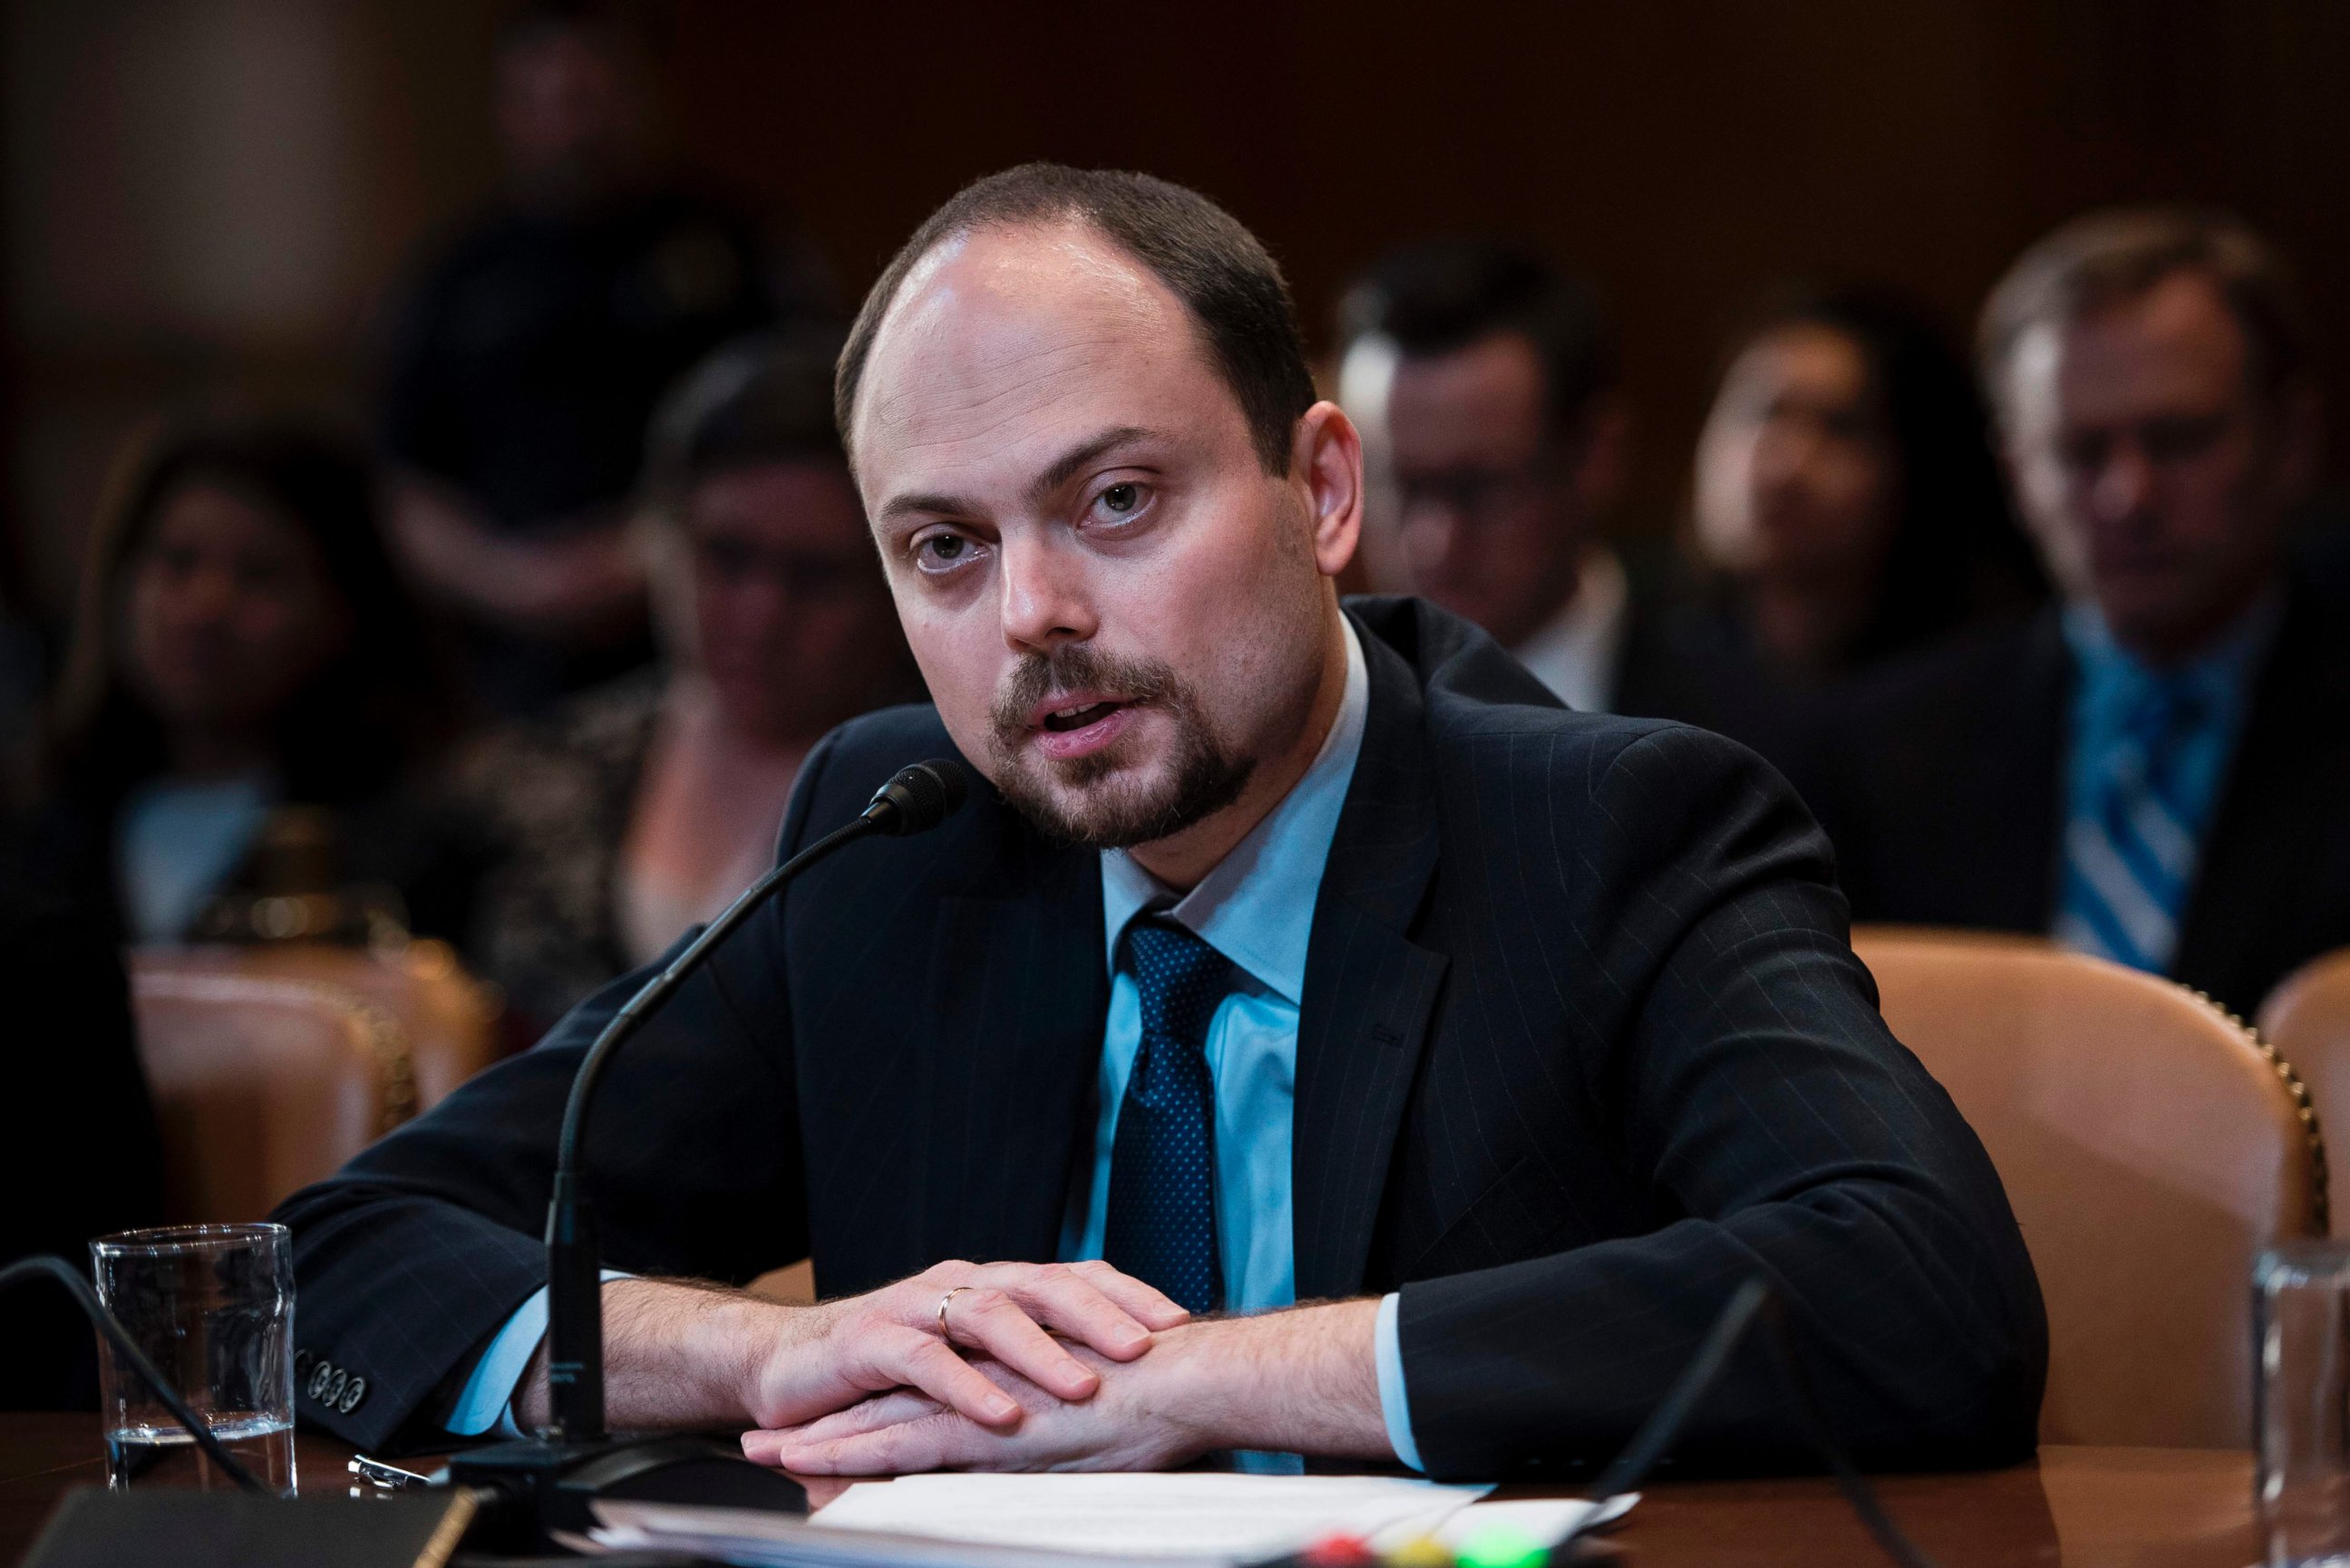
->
[578, 1473, 1638, 1568]
[818, 1472, 1489, 1557]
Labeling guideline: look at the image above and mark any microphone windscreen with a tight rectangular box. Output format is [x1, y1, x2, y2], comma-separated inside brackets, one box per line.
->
[869, 759, 969, 836]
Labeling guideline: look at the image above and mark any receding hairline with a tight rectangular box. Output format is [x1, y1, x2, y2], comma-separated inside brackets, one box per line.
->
[1977, 208, 2310, 423]
[841, 213, 1258, 464]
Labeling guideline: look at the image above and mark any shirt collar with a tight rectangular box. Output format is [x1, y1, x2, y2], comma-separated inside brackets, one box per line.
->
[2061, 590, 2280, 718]
[1509, 546, 1629, 712]
[1101, 615, 1371, 1003]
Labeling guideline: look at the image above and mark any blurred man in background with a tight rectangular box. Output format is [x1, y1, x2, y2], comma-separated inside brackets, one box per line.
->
[1336, 242, 1662, 713]
[1805, 208, 2350, 1016]
[379, 0, 821, 714]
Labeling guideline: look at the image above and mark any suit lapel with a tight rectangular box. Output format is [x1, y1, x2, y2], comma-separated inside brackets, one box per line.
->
[2174, 586, 2350, 1005]
[918, 832, 1106, 1265]
[1293, 623, 1449, 1301]
[1996, 616, 2073, 931]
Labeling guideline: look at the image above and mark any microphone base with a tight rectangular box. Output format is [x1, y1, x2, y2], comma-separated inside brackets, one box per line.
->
[449, 1434, 807, 1551]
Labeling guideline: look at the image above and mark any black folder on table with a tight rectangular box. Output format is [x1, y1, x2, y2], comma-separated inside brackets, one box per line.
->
[23, 1486, 479, 1567]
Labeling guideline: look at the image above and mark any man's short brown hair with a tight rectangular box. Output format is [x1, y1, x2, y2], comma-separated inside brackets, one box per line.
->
[1977, 206, 2313, 421]
[836, 163, 1317, 476]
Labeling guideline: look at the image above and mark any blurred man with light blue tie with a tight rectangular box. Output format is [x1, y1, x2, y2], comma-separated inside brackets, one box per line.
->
[1805, 207, 2350, 1017]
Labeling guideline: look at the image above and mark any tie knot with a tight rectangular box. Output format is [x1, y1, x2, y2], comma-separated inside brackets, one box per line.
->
[1122, 917, 1232, 1046]
[2122, 671, 2216, 750]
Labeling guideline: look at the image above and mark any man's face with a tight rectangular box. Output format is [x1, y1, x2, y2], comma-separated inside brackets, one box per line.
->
[850, 222, 1351, 850]
[1381, 333, 1595, 650]
[497, 26, 631, 187]
[2001, 271, 2311, 662]
[664, 460, 906, 743]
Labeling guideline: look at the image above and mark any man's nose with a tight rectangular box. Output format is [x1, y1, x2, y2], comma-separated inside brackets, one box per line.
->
[997, 534, 1099, 653]
[1398, 503, 1464, 582]
[2091, 442, 2157, 523]
[173, 564, 244, 625]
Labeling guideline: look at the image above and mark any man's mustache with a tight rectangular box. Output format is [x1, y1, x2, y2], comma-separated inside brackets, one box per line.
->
[988, 645, 1184, 752]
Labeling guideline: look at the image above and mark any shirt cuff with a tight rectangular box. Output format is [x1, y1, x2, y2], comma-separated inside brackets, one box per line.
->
[446, 1270, 631, 1438]
[1374, 1292, 1424, 1473]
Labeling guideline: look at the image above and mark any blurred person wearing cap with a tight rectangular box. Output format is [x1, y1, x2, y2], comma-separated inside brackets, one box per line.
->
[279, 165, 2040, 1478]
[1802, 208, 2350, 1017]
[379, 0, 822, 715]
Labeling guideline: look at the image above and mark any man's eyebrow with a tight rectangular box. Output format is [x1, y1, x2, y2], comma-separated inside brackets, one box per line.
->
[872, 425, 1166, 527]
[1025, 425, 1163, 507]
[874, 490, 978, 526]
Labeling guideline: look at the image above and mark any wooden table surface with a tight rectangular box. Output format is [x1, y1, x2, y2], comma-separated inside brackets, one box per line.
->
[0, 1414, 2264, 1565]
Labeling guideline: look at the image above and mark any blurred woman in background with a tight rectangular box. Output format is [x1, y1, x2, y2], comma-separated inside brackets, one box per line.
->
[454, 333, 918, 1037]
[1688, 286, 2044, 682]
[27, 420, 460, 945]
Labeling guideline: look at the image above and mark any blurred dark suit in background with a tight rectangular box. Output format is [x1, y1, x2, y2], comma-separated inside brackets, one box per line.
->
[0, 851, 162, 1409]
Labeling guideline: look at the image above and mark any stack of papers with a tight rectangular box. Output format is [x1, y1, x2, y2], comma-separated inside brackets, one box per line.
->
[822, 1473, 1487, 1557]
[574, 1472, 1636, 1567]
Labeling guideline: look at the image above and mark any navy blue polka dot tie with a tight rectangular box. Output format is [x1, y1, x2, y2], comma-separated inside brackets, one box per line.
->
[1103, 916, 1230, 1315]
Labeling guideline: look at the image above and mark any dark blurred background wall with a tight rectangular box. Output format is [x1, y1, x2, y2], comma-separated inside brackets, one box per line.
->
[6, 0, 2346, 632]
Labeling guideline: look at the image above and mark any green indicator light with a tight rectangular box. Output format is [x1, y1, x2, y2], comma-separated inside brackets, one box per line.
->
[1456, 1524, 1545, 1568]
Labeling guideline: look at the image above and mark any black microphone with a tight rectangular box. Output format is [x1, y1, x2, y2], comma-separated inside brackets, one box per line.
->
[859, 757, 968, 837]
[451, 760, 969, 1546]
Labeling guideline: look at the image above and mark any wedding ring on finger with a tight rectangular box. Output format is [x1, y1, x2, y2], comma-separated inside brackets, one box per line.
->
[937, 1284, 977, 1341]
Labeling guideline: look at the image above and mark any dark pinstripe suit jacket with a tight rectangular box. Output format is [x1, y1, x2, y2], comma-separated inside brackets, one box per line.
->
[274, 596, 2045, 1477]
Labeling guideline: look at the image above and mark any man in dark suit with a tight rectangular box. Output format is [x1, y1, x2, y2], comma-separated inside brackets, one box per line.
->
[277, 165, 2042, 1478]
[1335, 245, 1673, 712]
[1801, 208, 2347, 1019]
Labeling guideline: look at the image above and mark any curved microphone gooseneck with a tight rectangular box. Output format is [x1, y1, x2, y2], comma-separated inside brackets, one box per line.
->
[543, 760, 969, 1444]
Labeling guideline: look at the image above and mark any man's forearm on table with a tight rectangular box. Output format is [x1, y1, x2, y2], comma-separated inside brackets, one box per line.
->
[1151, 1299, 1393, 1459]
[513, 1278, 784, 1433]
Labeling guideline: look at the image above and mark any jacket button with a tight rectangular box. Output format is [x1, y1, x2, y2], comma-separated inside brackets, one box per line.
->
[338, 1378, 367, 1414]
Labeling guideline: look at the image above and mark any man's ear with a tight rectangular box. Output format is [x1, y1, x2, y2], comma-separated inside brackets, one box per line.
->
[1293, 402, 1364, 581]
[2272, 377, 2325, 505]
[1568, 394, 1631, 515]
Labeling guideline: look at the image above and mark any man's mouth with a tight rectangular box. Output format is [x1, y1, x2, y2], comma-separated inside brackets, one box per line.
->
[1024, 692, 1144, 762]
[1041, 701, 1124, 732]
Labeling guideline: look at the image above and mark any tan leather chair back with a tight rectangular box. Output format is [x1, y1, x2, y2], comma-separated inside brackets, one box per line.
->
[1851, 925, 2327, 1449]
[2260, 946, 2350, 1237]
[133, 941, 500, 1111]
[131, 973, 413, 1224]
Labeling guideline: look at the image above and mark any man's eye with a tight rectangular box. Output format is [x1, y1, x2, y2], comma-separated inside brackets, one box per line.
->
[2142, 415, 2227, 463]
[1092, 481, 1151, 522]
[914, 532, 976, 572]
[2058, 433, 2111, 475]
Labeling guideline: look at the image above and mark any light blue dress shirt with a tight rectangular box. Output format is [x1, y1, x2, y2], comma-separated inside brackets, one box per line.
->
[454, 619, 1423, 1467]
[2054, 595, 2276, 970]
[1054, 618, 1422, 1471]
[117, 771, 275, 943]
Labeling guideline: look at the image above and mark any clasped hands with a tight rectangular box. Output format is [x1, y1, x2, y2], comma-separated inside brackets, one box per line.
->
[738, 1257, 1216, 1476]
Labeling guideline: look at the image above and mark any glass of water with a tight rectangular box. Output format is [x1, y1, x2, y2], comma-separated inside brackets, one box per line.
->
[2258, 1241, 2350, 1567]
[90, 1224, 296, 1495]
